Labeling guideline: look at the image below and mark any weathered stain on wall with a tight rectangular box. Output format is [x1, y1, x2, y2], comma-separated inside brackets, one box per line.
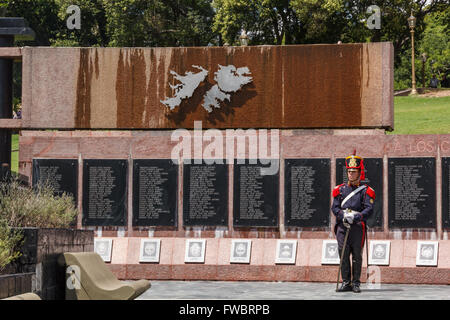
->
[75, 48, 92, 128]
[282, 44, 362, 127]
[21, 43, 393, 129]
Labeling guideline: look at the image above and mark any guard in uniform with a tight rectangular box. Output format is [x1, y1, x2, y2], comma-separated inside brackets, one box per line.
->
[332, 152, 375, 293]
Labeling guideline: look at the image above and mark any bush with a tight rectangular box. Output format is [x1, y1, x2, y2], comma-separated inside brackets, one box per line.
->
[0, 178, 78, 269]
[0, 178, 78, 228]
[0, 220, 23, 271]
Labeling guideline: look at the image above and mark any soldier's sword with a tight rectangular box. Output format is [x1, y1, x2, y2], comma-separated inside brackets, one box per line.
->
[365, 224, 369, 285]
[336, 222, 351, 292]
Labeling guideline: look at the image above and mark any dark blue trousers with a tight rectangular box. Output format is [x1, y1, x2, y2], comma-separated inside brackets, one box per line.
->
[335, 222, 365, 285]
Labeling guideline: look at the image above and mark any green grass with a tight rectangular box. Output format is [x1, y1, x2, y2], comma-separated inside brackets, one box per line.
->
[11, 134, 18, 174]
[389, 95, 450, 134]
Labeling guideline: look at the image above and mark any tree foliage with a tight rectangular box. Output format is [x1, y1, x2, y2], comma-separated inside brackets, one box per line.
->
[212, 0, 303, 45]
[394, 4, 449, 89]
[2, 0, 217, 47]
[1, 0, 62, 46]
[1, 0, 448, 89]
[52, 0, 109, 46]
[418, 6, 450, 78]
[101, 0, 216, 47]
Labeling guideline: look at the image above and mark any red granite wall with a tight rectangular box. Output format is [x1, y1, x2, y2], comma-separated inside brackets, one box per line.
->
[2, 43, 394, 130]
[18, 130, 450, 241]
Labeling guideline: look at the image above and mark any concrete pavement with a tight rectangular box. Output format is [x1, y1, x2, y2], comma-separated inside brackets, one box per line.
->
[135, 280, 450, 300]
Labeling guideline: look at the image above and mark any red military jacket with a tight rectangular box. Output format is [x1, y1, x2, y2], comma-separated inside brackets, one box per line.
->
[331, 183, 375, 224]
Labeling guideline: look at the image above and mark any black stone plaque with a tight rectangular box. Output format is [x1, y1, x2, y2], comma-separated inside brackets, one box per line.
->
[82, 159, 127, 226]
[32, 159, 78, 206]
[336, 158, 383, 228]
[183, 160, 228, 226]
[388, 158, 436, 228]
[133, 159, 178, 227]
[233, 159, 279, 227]
[285, 159, 330, 227]
[442, 158, 450, 228]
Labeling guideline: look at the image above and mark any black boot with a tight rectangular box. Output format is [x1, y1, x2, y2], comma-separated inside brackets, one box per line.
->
[337, 282, 353, 292]
[352, 283, 361, 293]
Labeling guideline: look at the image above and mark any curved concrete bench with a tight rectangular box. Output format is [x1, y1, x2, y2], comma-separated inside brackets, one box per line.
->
[62, 252, 150, 300]
[3, 293, 41, 300]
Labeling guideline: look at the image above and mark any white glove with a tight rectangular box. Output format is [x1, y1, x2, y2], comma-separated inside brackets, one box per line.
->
[344, 210, 355, 224]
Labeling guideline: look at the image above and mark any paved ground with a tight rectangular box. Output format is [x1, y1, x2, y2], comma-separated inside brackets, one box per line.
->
[136, 280, 450, 300]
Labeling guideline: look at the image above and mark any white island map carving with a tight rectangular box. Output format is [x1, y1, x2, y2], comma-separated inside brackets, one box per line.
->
[160, 64, 252, 113]
[160, 65, 208, 110]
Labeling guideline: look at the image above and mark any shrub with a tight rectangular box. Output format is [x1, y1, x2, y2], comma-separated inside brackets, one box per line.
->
[0, 178, 78, 228]
[0, 219, 23, 271]
[0, 177, 78, 269]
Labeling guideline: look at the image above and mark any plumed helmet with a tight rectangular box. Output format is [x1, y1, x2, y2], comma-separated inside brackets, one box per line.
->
[345, 149, 365, 180]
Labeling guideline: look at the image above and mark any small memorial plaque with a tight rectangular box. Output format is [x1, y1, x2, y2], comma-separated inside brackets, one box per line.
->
[32, 159, 78, 205]
[183, 161, 228, 226]
[388, 158, 436, 228]
[336, 158, 383, 228]
[416, 241, 439, 266]
[233, 160, 279, 227]
[442, 158, 450, 228]
[133, 159, 178, 227]
[139, 239, 161, 263]
[368, 240, 391, 266]
[184, 239, 206, 263]
[82, 159, 128, 226]
[230, 239, 252, 264]
[285, 159, 330, 227]
[94, 238, 113, 262]
[275, 240, 297, 264]
[321, 240, 340, 265]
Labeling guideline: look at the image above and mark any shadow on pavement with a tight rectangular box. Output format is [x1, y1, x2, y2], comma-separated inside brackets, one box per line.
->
[362, 289, 404, 292]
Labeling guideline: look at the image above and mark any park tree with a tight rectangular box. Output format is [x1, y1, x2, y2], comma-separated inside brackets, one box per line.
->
[289, 0, 349, 44]
[212, 0, 307, 46]
[101, 0, 216, 47]
[213, 1, 447, 57]
[1, 0, 63, 46]
[1, 0, 217, 47]
[393, 2, 449, 89]
[1, 0, 448, 90]
[52, 0, 109, 47]
[417, 6, 450, 80]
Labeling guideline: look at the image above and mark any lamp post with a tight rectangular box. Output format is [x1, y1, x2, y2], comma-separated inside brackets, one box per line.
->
[239, 30, 248, 46]
[408, 12, 417, 95]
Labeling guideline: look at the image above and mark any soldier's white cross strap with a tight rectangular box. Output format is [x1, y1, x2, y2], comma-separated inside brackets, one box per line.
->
[341, 185, 367, 208]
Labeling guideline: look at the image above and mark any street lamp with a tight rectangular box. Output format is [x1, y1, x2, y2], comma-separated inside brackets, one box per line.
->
[239, 30, 248, 46]
[408, 12, 417, 95]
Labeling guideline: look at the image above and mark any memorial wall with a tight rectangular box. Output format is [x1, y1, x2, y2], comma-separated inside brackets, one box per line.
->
[15, 43, 393, 130]
[4, 42, 449, 283]
[20, 131, 450, 241]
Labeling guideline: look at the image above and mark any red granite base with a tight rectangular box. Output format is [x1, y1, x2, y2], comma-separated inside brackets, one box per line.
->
[108, 264, 450, 285]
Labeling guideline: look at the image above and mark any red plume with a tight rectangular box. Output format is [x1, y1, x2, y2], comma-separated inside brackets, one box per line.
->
[360, 158, 365, 180]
